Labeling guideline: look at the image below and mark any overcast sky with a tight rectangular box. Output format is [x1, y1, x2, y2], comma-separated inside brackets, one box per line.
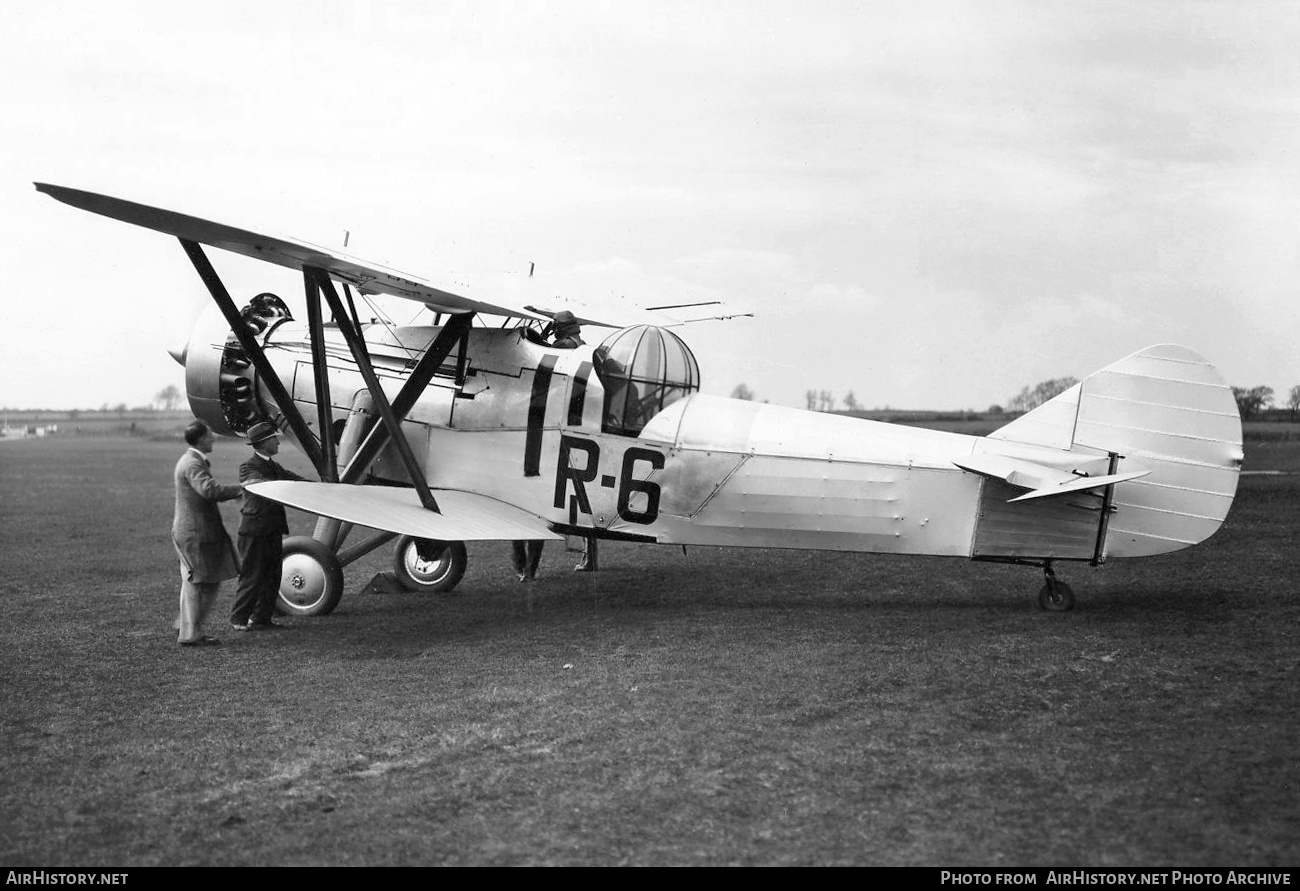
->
[2, 1, 1298, 413]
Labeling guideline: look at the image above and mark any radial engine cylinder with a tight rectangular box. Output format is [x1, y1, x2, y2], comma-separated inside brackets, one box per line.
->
[180, 293, 294, 436]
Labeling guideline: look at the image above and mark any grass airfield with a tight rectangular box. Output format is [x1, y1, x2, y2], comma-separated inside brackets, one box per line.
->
[0, 436, 1296, 866]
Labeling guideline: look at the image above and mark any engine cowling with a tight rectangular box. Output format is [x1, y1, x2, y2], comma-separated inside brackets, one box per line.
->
[178, 294, 293, 436]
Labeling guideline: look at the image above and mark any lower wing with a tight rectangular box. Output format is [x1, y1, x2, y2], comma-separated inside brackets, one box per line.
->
[246, 481, 562, 541]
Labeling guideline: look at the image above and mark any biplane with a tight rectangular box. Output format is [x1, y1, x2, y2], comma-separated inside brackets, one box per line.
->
[37, 183, 1243, 612]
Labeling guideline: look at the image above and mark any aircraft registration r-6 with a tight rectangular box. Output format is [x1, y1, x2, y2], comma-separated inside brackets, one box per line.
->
[37, 182, 1243, 614]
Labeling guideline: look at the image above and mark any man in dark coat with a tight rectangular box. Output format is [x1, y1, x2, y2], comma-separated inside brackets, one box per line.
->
[230, 420, 306, 630]
[173, 420, 243, 646]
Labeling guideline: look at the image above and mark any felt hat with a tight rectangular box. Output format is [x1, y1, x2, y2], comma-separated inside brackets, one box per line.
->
[245, 420, 279, 445]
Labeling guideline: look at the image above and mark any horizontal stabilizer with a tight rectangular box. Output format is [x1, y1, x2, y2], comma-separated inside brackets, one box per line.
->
[954, 453, 1148, 503]
[954, 453, 1085, 491]
[246, 481, 563, 542]
[1006, 469, 1150, 503]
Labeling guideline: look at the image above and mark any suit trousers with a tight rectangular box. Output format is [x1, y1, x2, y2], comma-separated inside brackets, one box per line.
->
[511, 540, 544, 579]
[177, 568, 221, 643]
[233, 533, 283, 625]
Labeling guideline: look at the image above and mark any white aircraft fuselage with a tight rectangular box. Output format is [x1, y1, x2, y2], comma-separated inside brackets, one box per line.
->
[35, 181, 1243, 613]
[188, 309, 1240, 566]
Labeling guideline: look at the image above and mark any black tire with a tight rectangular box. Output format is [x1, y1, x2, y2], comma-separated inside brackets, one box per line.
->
[278, 536, 345, 616]
[393, 536, 467, 593]
[1038, 579, 1076, 612]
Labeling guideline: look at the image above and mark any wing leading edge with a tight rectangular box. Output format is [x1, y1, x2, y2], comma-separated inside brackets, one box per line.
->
[246, 481, 563, 542]
[35, 182, 571, 322]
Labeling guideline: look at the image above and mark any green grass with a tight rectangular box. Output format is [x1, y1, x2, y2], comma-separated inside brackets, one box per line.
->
[0, 437, 1296, 865]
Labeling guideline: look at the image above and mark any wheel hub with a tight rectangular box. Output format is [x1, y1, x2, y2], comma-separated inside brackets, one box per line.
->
[281, 554, 327, 608]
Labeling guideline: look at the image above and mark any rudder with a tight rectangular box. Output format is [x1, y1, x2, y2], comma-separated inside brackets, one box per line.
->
[990, 345, 1242, 558]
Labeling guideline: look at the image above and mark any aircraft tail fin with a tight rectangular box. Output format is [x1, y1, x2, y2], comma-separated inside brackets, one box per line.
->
[988, 344, 1242, 558]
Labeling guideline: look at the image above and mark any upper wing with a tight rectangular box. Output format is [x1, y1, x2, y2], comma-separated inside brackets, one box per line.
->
[246, 480, 563, 541]
[35, 182, 594, 323]
[525, 299, 755, 330]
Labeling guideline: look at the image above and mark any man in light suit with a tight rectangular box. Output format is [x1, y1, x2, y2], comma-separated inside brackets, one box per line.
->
[231, 420, 307, 630]
[173, 419, 243, 647]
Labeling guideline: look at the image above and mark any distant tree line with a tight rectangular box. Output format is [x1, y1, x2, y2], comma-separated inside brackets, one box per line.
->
[1005, 377, 1079, 414]
[729, 379, 1300, 422]
[155, 385, 182, 411]
[1233, 386, 1273, 420]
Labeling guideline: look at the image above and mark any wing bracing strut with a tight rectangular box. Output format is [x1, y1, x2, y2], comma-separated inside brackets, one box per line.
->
[309, 268, 444, 513]
[302, 268, 337, 481]
[338, 311, 474, 486]
[180, 238, 327, 474]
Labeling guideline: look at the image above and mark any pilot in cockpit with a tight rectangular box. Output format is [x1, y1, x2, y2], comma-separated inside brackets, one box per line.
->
[546, 310, 585, 349]
[523, 310, 585, 349]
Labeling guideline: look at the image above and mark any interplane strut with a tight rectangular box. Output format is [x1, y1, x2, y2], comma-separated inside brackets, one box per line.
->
[340, 312, 474, 484]
[310, 268, 443, 513]
[302, 269, 337, 481]
[180, 238, 327, 474]
[181, 239, 460, 516]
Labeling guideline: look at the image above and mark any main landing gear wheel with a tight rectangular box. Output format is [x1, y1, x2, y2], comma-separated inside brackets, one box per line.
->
[278, 536, 345, 617]
[393, 535, 467, 593]
[1038, 570, 1076, 612]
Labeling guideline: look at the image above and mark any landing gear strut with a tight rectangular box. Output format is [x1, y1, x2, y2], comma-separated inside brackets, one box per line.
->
[1037, 561, 1076, 612]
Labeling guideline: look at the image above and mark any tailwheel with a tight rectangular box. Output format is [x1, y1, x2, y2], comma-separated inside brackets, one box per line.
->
[393, 535, 467, 593]
[1037, 563, 1076, 612]
[278, 536, 345, 616]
